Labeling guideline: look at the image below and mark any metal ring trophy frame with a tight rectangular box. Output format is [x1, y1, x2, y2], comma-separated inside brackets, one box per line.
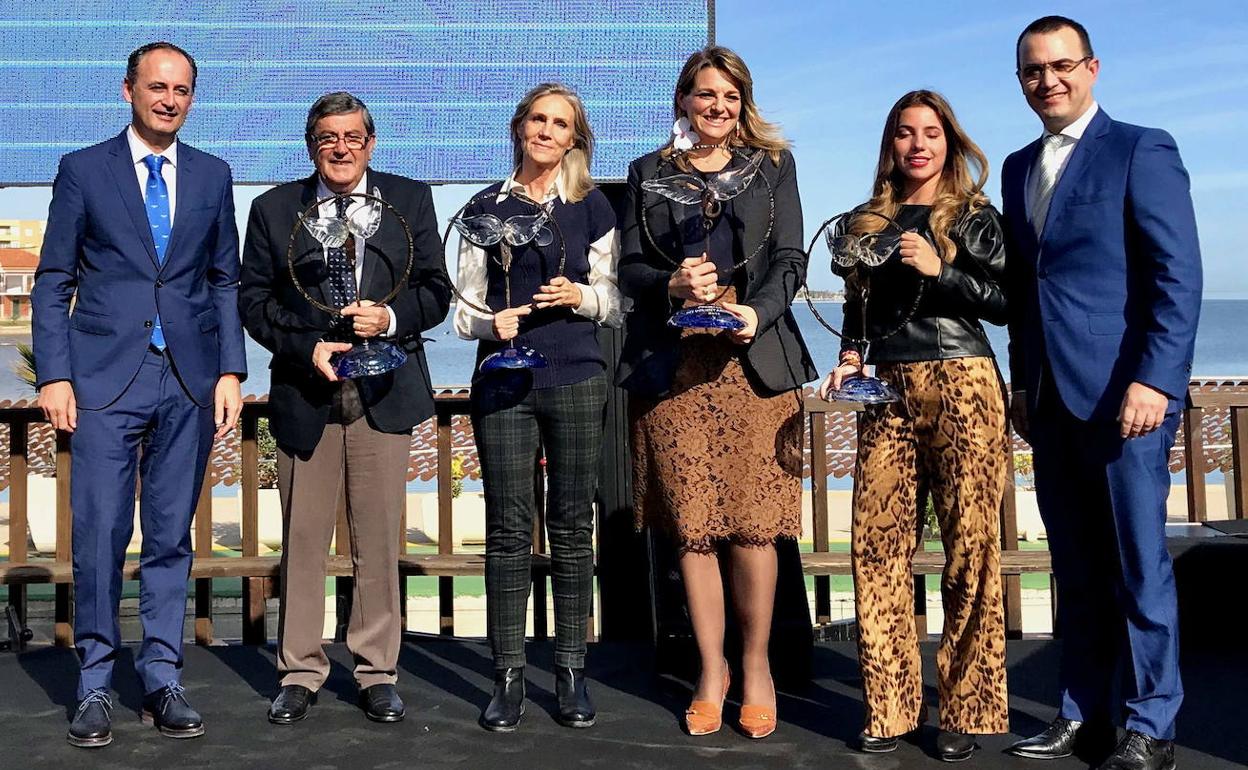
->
[287, 191, 415, 379]
[802, 209, 929, 404]
[639, 145, 773, 330]
[441, 187, 568, 373]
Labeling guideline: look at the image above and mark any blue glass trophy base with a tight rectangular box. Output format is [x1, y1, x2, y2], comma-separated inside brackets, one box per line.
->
[826, 376, 901, 404]
[668, 304, 745, 330]
[480, 345, 548, 373]
[331, 341, 408, 379]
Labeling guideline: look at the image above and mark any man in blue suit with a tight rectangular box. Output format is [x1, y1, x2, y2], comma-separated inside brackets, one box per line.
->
[32, 42, 247, 748]
[1001, 17, 1201, 770]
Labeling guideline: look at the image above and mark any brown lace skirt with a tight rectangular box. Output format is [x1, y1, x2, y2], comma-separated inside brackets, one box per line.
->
[630, 292, 804, 554]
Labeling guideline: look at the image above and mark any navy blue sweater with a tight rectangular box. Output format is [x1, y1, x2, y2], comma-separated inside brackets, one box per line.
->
[464, 184, 615, 388]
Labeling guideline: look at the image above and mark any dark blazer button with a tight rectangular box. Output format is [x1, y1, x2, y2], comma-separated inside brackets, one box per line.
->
[155, 280, 164, 288]
[1037, 268, 1048, 279]
[144, 320, 154, 328]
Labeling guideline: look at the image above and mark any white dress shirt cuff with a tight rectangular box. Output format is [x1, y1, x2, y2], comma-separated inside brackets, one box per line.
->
[384, 305, 397, 338]
[571, 281, 600, 320]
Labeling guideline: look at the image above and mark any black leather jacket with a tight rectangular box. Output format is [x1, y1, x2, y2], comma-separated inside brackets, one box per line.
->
[839, 204, 1007, 363]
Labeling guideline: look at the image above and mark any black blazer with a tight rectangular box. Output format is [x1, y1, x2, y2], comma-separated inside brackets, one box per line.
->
[239, 169, 452, 452]
[616, 147, 817, 397]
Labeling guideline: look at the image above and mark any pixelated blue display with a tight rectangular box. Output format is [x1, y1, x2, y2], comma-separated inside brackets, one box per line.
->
[0, 1, 710, 184]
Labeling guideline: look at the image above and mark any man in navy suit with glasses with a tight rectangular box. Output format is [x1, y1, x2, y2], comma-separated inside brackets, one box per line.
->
[1001, 16, 1201, 770]
[32, 41, 247, 749]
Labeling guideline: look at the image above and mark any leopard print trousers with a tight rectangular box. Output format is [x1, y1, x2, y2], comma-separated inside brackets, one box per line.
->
[852, 356, 1010, 736]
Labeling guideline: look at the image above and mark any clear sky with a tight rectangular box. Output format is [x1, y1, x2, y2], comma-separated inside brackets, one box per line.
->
[1, 1, 1243, 295]
[713, 0, 1248, 294]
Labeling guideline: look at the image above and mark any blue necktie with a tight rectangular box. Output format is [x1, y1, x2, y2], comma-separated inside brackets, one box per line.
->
[326, 196, 357, 337]
[143, 154, 170, 350]
[327, 196, 358, 307]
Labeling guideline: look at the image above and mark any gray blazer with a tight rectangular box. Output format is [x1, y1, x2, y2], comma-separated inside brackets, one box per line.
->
[616, 147, 817, 397]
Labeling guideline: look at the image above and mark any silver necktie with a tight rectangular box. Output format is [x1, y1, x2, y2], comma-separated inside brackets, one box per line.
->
[1030, 133, 1066, 237]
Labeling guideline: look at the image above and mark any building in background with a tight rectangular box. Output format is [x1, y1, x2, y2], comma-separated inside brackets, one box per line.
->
[0, 219, 45, 254]
[0, 247, 37, 320]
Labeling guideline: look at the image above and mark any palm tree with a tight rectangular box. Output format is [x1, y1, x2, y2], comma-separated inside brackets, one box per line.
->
[12, 342, 35, 390]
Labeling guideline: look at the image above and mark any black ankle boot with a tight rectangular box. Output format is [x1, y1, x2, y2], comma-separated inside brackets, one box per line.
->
[936, 730, 979, 762]
[480, 667, 525, 732]
[554, 667, 596, 728]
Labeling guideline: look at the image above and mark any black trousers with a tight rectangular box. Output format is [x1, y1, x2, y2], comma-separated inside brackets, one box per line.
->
[471, 372, 607, 669]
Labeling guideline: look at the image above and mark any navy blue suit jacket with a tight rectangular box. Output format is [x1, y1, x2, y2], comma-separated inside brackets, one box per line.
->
[1002, 109, 1202, 421]
[32, 129, 248, 409]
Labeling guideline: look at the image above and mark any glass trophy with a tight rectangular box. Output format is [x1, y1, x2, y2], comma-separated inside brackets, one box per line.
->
[448, 191, 565, 373]
[640, 148, 770, 330]
[289, 190, 415, 379]
[804, 209, 930, 404]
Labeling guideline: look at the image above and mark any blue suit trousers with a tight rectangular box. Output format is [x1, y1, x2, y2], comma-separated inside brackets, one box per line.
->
[1030, 377, 1183, 739]
[70, 347, 214, 699]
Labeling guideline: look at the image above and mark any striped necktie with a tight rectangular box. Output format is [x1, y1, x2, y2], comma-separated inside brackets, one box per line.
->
[1029, 133, 1065, 238]
[143, 154, 170, 349]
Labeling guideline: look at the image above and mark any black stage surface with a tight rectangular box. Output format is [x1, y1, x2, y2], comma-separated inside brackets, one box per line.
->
[0, 639, 1243, 769]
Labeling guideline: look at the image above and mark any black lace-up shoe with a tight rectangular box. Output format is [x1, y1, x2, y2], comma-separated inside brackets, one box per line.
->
[67, 689, 113, 748]
[359, 684, 405, 723]
[1097, 730, 1175, 770]
[142, 682, 204, 738]
[1008, 717, 1118, 761]
[269, 684, 316, 725]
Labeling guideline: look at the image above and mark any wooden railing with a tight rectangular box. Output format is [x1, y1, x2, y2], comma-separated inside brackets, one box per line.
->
[801, 380, 1248, 639]
[4, 380, 1247, 645]
[802, 395, 1044, 640]
[1, 393, 558, 647]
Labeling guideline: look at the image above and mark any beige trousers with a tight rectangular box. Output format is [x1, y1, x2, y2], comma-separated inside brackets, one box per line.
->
[275, 414, 410, 690]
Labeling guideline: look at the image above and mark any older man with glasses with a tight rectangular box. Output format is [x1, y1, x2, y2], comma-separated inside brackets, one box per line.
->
[238, 91, 451, 726]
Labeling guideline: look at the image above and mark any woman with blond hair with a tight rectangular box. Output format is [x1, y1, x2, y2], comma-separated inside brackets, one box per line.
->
[819, 90, 1009, 761]
[619, 46, 816, 740]
[455, 82, 624, 732]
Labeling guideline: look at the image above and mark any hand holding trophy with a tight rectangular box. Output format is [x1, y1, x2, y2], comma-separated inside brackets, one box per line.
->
[444, 188, 566, 372]
[640, 146, 770, 329]
[805, 209, 933, 404]
[287, 189, 414, 378]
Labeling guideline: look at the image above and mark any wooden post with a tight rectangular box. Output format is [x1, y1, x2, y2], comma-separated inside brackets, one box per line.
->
[7, 420, 28, 628]
[1050, 574, 1059, 635]
[399, 456, 409, 633]
[1000, 446, 1023, 639]
[54, 432, 73, 647]
[193, 476, 214, 645]
[531, 445, 548, 642]
[1231, 406, 1248, 519]
[241, 415, 265, 643]
[809, 407, 831, 625]
[1182, 405, 1206, 522]
[334, 488, 351, 641]
[436, 408, 454, 635]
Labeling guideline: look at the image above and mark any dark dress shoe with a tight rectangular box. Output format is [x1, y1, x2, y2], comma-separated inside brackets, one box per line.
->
[858, 732, 899, 753]
[1008, 717, 1118, 760]
[480, 667, 525, 732]
[269, 685, 316, 725]
[554, 667, 596, 728]
[359, 684, 405, 723]
[67, 689, 113, 748]
[1097, 731, 1175, 770]
[142, 682, 205, 738]
[936, 730, 979, 762]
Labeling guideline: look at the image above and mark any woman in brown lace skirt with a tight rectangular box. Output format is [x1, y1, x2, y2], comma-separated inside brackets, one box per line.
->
[616, 46, 816, 739]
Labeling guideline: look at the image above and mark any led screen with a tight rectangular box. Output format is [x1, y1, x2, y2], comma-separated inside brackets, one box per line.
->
[0, 1, 711, 184]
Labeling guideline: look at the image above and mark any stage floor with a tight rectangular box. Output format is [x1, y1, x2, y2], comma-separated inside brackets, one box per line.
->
[0, 638, 1243, 769]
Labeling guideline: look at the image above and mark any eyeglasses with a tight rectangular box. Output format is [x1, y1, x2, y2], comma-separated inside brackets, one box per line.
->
[1018, 57, 1092, 84]
[311, 132, 373, 151]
